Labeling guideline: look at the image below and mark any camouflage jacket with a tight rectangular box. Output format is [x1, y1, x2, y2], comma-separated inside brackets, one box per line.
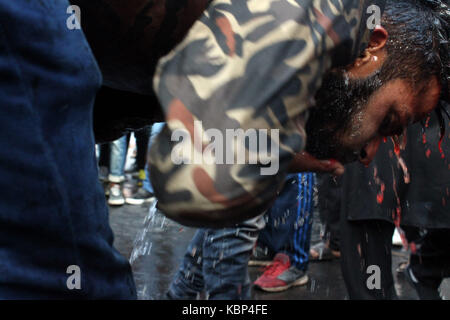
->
[113, 0, 376, 227]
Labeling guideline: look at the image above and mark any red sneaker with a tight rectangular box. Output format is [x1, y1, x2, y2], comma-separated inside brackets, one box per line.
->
[253, 253, 309, 292]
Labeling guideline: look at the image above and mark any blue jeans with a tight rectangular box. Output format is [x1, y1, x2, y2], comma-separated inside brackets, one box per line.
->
[168, 215, 266, 300]
[258, 173, 316, 271]
[167, 174, 315, 299]
[109, 135, 128, 183]
[0, 0, 136, 299]
[143, 122, 165, 193]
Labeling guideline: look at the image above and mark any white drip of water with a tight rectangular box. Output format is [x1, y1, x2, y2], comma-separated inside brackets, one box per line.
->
[129, 200, 158, 265]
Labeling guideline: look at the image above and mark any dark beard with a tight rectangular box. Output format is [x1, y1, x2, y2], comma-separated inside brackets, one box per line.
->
[304, 69, 383, 163]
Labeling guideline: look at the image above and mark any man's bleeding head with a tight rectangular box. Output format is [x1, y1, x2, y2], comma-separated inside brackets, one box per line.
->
[306, 0, 449, 165]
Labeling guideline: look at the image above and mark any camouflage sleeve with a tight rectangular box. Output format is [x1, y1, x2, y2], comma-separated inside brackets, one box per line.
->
[149, 0, 385, 228]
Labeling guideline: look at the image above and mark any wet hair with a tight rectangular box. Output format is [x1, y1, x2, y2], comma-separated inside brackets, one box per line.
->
[305, 0, 449, 159]
[381, 0, 450, 135]
[381, 1, 445, 84]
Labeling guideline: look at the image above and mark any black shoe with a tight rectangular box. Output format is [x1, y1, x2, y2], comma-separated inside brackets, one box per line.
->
[125, 188, 154, 205]
[404, 265, 441, 300]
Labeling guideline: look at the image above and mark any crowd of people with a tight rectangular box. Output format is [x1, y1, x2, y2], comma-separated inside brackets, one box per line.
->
[96, 123, 165, 207]
[99, 111, 449, 300]
[0, 0, 448, 300]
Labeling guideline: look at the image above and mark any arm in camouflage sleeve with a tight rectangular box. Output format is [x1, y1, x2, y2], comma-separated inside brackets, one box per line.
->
[149, 0, 385, 227]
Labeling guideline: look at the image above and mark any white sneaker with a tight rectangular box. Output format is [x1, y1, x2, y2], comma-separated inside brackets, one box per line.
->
[108, 184, 125, 206]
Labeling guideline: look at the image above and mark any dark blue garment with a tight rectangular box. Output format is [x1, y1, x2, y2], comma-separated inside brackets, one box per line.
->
[167, 174, 315, 299]
[0, 0, 136, 299]
[167, 215, 265, 300]
[258, 173, 315, 271]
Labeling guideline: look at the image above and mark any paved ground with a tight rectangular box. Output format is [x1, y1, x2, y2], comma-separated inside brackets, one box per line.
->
[109, 199, 449, 300]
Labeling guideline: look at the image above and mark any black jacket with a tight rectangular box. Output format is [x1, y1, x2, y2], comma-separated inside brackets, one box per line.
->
[342, 112, 450, 228]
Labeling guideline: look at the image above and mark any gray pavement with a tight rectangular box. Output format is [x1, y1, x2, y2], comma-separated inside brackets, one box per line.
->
[109, 200, 449, 300]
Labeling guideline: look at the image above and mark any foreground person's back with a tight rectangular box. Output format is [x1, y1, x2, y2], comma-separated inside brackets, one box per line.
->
[0, 1, 136, 298]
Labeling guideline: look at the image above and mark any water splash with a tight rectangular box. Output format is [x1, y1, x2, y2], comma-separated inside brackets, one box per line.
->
[391, 133, 410, 184]
[128, 198, 184, 300]
[129, 200, 158, 265]
[391, 167, 410, 251]
[310, 279, 316, 293]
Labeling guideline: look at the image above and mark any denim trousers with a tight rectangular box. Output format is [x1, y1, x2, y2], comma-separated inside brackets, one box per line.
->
[109, 135, 128, 183]
[168, 215, 266, 300]
[143, 122, 165, 193]
[168, 173, 315, 300]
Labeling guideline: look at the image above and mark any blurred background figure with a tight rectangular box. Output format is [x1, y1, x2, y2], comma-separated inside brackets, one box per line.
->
[126, 123, 165, 205]
[166, 214, 265, 300]
[339, 111, 450, 300]
[309, 174, 341, 261]
[127, 127, 151, 188]
[252, 173, 316, 292]
[107, 135, 128, 206]
[165, 173, 317, 299]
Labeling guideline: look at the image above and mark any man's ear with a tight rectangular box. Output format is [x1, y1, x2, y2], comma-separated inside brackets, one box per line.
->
[351, 26, 388, 70]
[367, 26, 388, 53]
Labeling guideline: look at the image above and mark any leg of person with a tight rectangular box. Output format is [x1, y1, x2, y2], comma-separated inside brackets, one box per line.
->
[254, 174, 314, 292]
[328, 219, 341, 252]
[126, 123, 165, 204]
[98, 143, 110, 171]
[108, 135, 128, 206]
[168, 215, 265, 300]
[403, 227, 450, 300]
[289, 173, 315, 273]
[143, 122, 165, 194]
[166, 230, 207, 300]
[322, 175, 342, 253]
[310, 173, 341, 261]
[253, 174, 303, 266]
[97, 143, 110, 196]
[340, 217, 397, 300]
[134, 126, 151, 184]
[202, 215, 266, 300]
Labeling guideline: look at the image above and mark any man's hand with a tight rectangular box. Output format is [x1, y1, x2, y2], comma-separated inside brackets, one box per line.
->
[288, 151, 345, 176]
